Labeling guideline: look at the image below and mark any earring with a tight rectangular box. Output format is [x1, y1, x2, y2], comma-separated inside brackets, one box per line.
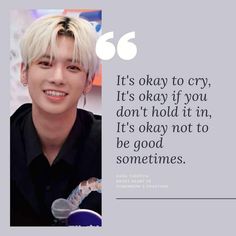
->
[22, 82, 27, 87]
[83, 93, 86, 107]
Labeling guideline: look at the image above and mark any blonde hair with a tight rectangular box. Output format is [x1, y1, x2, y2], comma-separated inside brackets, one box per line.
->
[20, 14, 99, 82]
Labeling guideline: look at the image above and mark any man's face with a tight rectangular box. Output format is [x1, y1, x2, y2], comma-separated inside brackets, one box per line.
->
[21, 36, 92, 115]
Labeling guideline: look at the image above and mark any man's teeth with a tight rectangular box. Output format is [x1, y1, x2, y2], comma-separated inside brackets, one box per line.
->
[44, 90, 67, 97]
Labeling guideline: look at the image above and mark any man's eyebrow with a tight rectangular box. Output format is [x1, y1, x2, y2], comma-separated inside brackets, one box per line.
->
[38, 55, 79, 64]
[66, 58, 73, 62]
[66, 58, 80, 64]
[39, 55, 51, 60]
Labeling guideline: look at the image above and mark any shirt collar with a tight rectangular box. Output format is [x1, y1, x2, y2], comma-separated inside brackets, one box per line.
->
[23, 109, 90, 167]
[55, 109, 94, 166]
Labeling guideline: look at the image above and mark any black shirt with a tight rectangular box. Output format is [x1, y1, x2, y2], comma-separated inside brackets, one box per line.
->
[10, 104, 101, 226]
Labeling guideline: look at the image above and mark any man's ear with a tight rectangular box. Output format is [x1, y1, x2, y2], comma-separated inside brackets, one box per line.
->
[83, 79, 93, 94]
[20, 63, 28, 86]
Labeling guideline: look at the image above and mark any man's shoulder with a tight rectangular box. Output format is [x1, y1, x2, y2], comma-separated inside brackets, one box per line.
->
[77, 109, 101, 131]
[11, 104, 32, 127]
[77, 109, 101, 121]
[76, 109, 101, 149]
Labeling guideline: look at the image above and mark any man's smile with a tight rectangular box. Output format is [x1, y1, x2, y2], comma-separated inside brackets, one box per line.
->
[43, 89, 68, 97]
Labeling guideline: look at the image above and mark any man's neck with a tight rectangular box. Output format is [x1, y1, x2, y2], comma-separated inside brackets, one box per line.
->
[32, 106, 77, 165]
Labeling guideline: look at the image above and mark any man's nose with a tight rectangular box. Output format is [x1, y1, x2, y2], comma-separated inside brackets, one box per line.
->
[49, 66, 65, 84]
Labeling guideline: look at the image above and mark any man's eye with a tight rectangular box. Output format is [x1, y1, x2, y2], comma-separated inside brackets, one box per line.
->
[38, 61, 52, 68]
[67, 65, 80, 72]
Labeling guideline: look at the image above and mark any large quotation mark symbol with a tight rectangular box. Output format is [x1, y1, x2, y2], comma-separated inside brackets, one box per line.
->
[96, 31, 137, 60]
[117, 32, 137, 60]
[95, 32, 116, 60]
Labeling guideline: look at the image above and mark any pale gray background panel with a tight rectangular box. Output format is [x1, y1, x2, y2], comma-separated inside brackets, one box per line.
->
[1, 0, 236, 235]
